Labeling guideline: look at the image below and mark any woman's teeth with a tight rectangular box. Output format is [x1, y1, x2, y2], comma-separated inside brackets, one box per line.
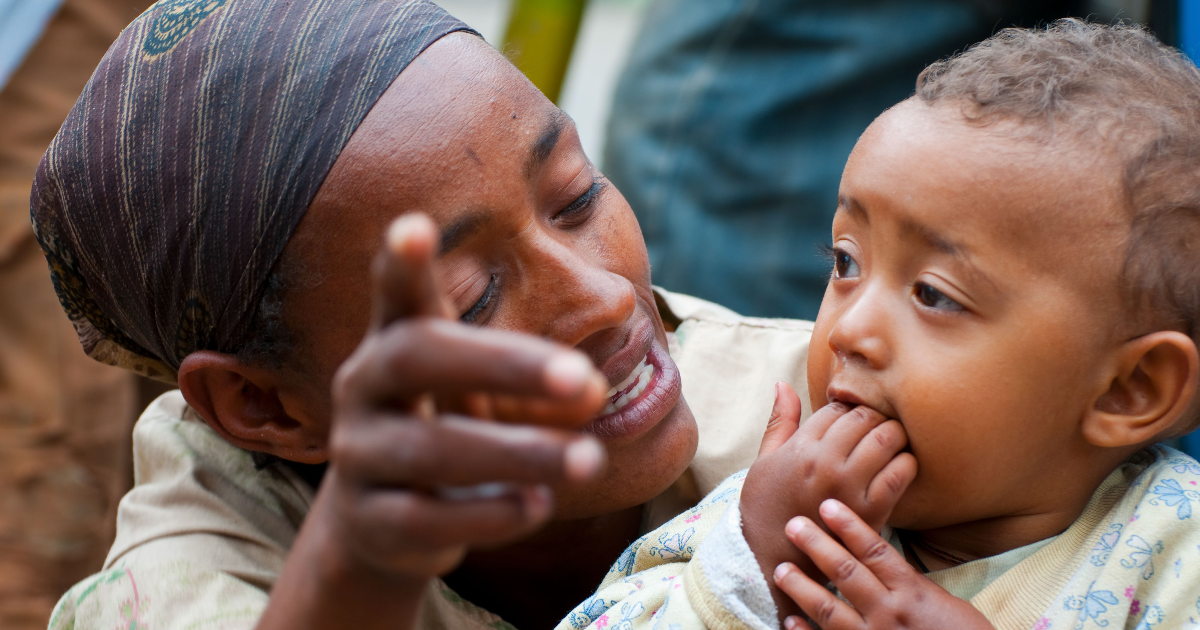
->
[603, 357, 655, 415]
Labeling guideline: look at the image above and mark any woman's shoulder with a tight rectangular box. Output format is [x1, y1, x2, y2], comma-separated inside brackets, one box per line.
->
[655, 287, 815, 332]
[104, 391, 314, 580]
[654, 288, 815, 495]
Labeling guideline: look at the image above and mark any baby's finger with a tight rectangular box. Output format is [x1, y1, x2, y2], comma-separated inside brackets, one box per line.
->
[774, 562, 863, 630]
[819, 499, 918, 587]
[864, 452, 918, 516]
[758, 382, 803, 457]
[795, 400, 852, 441]
[784, 515, 886, 605]
[371, 214, 453, 329]
[846, 419, 908, 480]
[821, 405, 889, 457]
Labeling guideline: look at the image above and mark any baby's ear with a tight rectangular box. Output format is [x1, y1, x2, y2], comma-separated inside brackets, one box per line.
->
[1085, 331, 1200, 448]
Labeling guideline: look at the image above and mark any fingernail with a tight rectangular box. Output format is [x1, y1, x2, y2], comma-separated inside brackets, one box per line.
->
[386, 215, 433, 258]
[820, 499, 840, 517]
[544, 352, 595, 397]
[786, 517, 806, 537]
[564, 439, 605, 481]
[774, 563, 792, 582]
[784, 616, 801, 630]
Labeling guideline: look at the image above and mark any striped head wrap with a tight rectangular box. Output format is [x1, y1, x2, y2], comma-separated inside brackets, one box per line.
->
[30, 0, 472, 382]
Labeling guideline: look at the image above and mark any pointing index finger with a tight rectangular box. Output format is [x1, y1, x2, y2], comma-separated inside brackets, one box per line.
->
[372, 214, 453, 329]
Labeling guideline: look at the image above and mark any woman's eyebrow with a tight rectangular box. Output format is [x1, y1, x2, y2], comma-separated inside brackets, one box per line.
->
[524, 108, 571, 180]
[439, 211, 489, 255]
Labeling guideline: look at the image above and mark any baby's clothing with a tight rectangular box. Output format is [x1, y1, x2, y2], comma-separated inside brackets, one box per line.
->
[562, 446, 1200, 630]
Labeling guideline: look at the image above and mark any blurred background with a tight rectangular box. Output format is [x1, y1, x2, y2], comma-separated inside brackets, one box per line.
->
[1, 0, 1198, 628]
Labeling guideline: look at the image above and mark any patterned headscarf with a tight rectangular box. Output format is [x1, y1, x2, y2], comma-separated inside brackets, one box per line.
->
[30, 0, 472, 383]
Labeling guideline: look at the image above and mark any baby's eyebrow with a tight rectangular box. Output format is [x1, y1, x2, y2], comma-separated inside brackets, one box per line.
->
[900, 217, 961, 257]
[839, 195, 999, 291]
[899, 217, 1000, 291]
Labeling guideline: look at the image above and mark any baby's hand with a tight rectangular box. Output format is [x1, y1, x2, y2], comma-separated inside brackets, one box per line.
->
[741, 383, 917, 617]
[774, 499, 994, 630]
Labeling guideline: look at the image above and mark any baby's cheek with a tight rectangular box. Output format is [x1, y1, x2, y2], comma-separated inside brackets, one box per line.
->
[805, 335, 835, 411]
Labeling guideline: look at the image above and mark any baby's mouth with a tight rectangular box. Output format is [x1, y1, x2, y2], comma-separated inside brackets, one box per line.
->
[826, 386, 900, 420]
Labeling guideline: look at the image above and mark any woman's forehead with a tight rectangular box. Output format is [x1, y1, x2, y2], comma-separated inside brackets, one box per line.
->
[304, 34, 576, 252]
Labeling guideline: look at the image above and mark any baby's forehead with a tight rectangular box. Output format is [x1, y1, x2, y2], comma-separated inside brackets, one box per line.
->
[843, 101, 1129, 293]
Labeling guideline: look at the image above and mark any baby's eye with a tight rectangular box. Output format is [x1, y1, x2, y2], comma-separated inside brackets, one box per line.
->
[914, 282, 963, 312]
[833, 248, 860, 279]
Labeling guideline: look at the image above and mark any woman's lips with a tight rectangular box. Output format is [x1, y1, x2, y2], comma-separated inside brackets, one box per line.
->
[586, 340, 681, 443]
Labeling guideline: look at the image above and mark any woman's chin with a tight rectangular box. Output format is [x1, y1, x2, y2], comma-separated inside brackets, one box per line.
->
[553, 395, 698, 520]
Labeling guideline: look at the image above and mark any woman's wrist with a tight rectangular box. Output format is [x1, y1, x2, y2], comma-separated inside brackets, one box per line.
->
[257, 484, 429, 630]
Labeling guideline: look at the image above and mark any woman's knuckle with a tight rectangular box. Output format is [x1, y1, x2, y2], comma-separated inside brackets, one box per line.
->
[385, 493, 423, 528]
[332, 354, 366, 404]
[329, 430, 357, 463]
[382, 327, 421, 374]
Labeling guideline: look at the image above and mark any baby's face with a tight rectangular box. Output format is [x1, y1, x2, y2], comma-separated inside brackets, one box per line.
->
[808, 100, 1131, 531]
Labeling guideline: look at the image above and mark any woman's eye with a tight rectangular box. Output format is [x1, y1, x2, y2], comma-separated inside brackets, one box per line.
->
[460, 274, 498, 324]
[914, 282, 963, 312]
[832, 248, 860, 279]
[553, 180, 604, 226]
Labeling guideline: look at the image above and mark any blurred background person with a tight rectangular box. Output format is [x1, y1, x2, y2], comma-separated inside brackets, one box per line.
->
[0, 1, 154, 628]
[600, 0, 1173, 319]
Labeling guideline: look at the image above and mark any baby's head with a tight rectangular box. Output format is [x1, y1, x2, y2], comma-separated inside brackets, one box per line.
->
[806, 19, 1200, 532]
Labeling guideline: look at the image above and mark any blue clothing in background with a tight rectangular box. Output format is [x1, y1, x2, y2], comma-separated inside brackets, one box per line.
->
[604, 0, 1080, 320]
[0, 0, 66, 89]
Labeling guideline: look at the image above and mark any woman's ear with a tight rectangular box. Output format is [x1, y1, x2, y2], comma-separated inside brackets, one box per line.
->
[178, 351, 329, 463]
[1085, 331, 1200, 448]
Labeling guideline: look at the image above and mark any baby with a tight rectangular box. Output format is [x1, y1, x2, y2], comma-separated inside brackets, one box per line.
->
[560, 19, 1200, 630]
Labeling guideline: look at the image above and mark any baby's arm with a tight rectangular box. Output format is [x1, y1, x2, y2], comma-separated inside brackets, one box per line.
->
[740, 383, 917, 620]
[774, 499, 994, 630]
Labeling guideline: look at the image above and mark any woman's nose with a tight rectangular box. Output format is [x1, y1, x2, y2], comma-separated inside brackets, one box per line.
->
[827, 282, 891, 370]
[520, 235, 636, 348]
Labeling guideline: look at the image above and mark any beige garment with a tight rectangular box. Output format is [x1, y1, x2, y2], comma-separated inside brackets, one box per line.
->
[0, 1, 150, 628]
[661, 290, 814, 495]
[49, 288, 816, 629]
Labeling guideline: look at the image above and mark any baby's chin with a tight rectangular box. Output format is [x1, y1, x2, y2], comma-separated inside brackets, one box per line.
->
[883, 483, 952, 531]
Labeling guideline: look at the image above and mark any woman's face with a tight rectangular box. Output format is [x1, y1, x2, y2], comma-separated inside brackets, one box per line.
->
[281, 33, 698, 519]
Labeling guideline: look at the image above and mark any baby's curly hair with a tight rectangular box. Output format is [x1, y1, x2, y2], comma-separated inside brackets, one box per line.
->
[915, 19, 1200, 345]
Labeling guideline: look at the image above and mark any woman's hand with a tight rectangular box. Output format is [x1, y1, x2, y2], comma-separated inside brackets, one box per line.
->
[741, 383, 917, 620]
[258, 215, 609, 630]
[774, 499, 994, 630]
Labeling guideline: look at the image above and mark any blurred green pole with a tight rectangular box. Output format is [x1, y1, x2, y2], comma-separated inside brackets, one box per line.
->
[501, 0, 589, 103]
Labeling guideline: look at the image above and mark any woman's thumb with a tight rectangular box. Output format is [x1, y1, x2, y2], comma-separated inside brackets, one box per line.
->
[758, 382, 802, 456]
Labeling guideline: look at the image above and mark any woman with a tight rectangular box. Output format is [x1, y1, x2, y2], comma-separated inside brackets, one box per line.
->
[37, 1, 814, 628]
